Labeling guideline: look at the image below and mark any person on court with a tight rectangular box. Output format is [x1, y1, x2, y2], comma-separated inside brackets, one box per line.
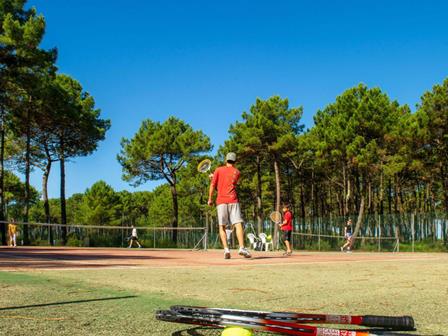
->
[279, 204, 293, 256]
[8, 218, 17, 247]
[341, 218, 353, 252]
[208, 152, 251, 259]
[128, 225, 142, 248]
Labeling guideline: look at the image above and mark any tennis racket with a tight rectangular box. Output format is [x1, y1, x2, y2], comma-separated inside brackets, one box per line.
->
[197, 159, 212, 173]
[156, 309, 407, 336]
[270, 211, 282, 225]
[170, 306, 415, 331]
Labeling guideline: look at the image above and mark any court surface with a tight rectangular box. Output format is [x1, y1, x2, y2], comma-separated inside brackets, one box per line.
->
[0, 246, 443, 271]
[1, 247, 447, 335]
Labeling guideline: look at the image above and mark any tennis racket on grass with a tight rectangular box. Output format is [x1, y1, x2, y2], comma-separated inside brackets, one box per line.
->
[156, 309, 412, 336]
[169, 306, 415, 331]
[197, 159, 212, 173]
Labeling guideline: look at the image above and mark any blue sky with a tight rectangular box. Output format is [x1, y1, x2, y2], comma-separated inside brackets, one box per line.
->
[26, 0, 448, 198]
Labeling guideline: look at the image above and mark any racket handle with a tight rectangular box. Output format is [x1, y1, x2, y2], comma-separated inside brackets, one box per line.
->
[362, 315, 415, 330]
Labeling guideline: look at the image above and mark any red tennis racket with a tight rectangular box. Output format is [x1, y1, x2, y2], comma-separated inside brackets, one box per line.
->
[156, 309, 413, 336]
[169, 306, 415, 331]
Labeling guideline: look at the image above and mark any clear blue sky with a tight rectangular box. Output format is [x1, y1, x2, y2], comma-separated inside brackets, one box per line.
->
[26, 0, 448, 198]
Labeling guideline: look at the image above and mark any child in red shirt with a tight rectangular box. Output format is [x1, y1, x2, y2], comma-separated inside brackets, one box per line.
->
[280, 204, 293, 256]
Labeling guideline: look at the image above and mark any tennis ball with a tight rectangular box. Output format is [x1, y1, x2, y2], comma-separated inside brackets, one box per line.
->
[221, 326, 253, 336]
[267, 235, 272, 240]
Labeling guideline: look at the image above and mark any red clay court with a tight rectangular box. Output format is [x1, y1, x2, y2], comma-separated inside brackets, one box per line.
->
[0, 246, 443, 271]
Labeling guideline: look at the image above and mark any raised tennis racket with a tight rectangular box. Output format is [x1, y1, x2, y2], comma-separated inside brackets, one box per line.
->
[156, 309, 409, 336]
[170, 306, 415, 331]
[197, 159, 212, 173]
[270, 211, 282, 225]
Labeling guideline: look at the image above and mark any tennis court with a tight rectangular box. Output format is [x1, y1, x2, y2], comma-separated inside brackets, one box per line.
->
[1, 247, 447, 335]
[0, 246, 440, 271]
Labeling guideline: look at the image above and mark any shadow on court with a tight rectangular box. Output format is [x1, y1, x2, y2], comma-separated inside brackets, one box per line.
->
[0, 295, 138, 311]
[2, 252, 171, 261]
[0, 247, 178, 269]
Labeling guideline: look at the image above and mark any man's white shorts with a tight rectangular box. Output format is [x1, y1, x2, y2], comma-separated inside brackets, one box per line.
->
[217, 203, 243, 226]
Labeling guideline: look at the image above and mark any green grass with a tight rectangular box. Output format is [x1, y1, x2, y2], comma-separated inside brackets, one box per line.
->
[1, 254, 447, 335]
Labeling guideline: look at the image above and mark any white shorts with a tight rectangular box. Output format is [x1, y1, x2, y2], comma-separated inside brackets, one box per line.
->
[217, 203, 243, 226]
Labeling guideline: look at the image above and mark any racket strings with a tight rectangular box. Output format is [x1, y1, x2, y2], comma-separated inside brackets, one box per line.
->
[270, 211, 282, 223]
[174, 327, 272, 336]
[197, 159, 212, 173]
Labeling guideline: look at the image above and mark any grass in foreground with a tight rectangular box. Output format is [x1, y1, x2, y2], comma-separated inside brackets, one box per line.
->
[0, 253, 447, 335]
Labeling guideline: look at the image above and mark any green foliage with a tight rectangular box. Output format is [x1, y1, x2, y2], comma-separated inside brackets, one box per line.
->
[77, 181, 120, 226]
[4, 169, 39, 216]
[2, 0, 448, 248]
[118, 117, 211, 187]
[415, 78, 448, 211]
[146, 184, 172, 227]
[118, 117, 211, 241]
[399, 239, 448, 252]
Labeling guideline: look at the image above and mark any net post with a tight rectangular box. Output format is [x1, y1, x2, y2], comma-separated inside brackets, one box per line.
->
[318, 217, 321, 251]
[378, 214, 381, 252]
[153, 226, 156, 249]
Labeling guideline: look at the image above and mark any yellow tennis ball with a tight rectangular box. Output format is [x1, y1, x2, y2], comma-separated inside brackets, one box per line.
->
[221, 326, 253, 336]
[267, 235, 272, 240]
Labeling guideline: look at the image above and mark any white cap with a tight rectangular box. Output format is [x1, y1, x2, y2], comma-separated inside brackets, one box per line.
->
[226, 152, 237, 162]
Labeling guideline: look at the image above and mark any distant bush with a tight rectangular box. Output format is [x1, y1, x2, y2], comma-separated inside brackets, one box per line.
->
[399, 239, 447, 252]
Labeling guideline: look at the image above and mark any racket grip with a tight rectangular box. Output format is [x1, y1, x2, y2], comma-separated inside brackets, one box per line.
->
[361, 315, 415, 330]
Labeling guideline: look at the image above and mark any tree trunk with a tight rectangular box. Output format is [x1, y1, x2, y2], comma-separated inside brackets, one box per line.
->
[343, 165, 348, 216]
[43, 146, 53, 245]
[351, 195, 365, 247]
[170, 184, 179, 243]
[387, 179, 392, 214]
[395, 176, 404, 214]
[256, 155, 263, 234]
[23, 109, 31, 245]
[273, 159, 281, 249]
[300, 184, 305, 229]
[311, 169, 315, 218]
[345, 176, 351, 216]
[0, 109, 6, 245]
[442, 165, 448, 214]
[379, 171, 384, 215]
[60, 139, 67, 244]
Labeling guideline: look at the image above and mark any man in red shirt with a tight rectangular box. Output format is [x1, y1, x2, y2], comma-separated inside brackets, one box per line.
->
[280, 204, 293, 256]
[208, 152, 251, 259]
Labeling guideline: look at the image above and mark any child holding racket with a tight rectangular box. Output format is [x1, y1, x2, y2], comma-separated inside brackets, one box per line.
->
[280, 205, 293, 256]
[341, 218, 353, 252]
[208, 152, 251, 259]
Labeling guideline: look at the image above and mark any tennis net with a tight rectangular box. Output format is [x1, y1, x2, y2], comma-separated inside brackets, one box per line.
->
[1, 221, 206, 249]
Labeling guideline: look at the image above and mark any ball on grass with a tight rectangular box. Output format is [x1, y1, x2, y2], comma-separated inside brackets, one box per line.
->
[221, 326, 253, 336]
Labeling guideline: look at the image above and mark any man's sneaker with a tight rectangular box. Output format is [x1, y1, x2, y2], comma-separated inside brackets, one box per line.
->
[224, 249, 231, 259]
[340, 246, 344, 252]
[238, 247, 252, 258]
